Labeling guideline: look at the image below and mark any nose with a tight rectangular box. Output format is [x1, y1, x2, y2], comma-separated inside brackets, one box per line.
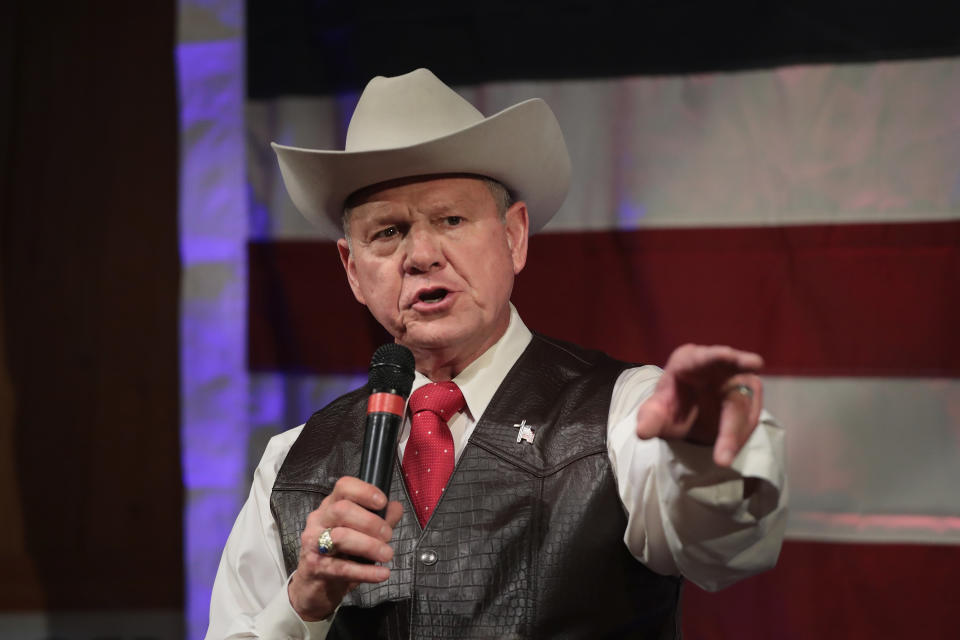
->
[402, 226, 445, 274]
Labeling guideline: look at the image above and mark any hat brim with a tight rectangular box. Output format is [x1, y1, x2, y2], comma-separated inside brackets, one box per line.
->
[272, 98, 570, 239]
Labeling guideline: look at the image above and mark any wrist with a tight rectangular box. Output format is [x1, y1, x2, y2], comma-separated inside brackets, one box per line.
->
[288, 572, 336, 622]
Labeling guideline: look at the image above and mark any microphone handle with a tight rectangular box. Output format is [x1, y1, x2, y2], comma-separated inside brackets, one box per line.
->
[358, 411, 403, 518]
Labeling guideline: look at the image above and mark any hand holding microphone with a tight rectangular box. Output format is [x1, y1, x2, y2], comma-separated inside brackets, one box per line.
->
[289, 343, 413, 620]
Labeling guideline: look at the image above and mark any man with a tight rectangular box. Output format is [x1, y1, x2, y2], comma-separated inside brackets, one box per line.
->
[207, 69, 787, 639]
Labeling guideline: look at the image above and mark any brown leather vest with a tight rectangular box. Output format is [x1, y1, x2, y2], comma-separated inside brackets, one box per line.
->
[271, 334, 682, 639]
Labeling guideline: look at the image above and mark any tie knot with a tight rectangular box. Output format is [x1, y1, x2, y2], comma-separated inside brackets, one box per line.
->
[408, 381, 465, 420]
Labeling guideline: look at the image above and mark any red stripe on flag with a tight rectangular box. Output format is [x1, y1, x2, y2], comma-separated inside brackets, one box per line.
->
[247, 241, 392, 373]
[248, 221, 959, 374]
[682, 539, 960, 639]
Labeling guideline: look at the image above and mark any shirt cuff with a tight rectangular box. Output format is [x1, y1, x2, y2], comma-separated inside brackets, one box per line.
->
[255, 573, 334, 640]
[661, 411, 786, 519]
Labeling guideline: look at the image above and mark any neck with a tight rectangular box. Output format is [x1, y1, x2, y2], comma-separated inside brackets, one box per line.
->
[410, 350, 472, 382]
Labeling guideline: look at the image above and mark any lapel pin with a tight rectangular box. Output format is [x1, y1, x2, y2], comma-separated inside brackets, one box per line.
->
[513, 419, 536, 445]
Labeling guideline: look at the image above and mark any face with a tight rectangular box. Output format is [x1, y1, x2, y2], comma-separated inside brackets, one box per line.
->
[337, 176, 529, 370]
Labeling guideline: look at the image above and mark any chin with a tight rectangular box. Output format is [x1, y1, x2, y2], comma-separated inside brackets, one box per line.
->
[399, 320, 476, 353]
[400, 331, 464, 352]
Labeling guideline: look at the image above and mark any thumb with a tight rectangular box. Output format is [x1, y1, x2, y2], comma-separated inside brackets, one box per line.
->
[636, 395, 670, 440]
[636, 394, 699, 440]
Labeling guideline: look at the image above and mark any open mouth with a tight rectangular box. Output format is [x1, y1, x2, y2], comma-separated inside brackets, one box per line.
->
[418, 288, 449, 304]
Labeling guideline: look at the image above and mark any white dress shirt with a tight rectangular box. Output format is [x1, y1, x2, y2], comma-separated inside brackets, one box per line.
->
[206, 306, 788, 639]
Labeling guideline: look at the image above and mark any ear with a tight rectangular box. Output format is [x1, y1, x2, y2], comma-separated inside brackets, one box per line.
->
[503, 201, 529, 275]
[337, 238, 367, 305]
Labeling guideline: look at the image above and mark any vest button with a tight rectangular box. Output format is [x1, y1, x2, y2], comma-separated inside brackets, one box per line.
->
[418, 549, 438, 566]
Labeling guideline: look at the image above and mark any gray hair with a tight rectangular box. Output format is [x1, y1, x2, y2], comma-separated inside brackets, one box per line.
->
[342, 176, 514, 240]
[479, 177, 514, 220]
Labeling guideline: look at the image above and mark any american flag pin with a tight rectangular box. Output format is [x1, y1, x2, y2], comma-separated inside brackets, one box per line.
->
[513, 419, 535, 445]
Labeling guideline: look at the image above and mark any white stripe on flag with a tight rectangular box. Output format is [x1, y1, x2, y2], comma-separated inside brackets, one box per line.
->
[247, 56, 960, 238]
[766, 376, 960, 544]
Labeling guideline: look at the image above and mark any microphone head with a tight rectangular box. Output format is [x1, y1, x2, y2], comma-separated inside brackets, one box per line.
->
[369, 343, 415, 397]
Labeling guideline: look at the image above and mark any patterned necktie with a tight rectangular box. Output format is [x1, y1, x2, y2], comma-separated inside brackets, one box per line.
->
[403, 381, 465, 527]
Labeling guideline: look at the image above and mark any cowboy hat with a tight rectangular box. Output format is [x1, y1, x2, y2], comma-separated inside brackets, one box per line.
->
[271, 68, 571, 238]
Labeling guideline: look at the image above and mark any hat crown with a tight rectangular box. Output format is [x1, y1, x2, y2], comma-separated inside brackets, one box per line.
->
[346, 68, 485, 152]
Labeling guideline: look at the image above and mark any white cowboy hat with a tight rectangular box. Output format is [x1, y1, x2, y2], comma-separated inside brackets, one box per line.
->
[271, 68, 571, 238]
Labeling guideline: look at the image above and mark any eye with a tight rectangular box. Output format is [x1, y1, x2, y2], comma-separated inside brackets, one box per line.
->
[374, 225, 400, 240]
[445, 216, 463, 226]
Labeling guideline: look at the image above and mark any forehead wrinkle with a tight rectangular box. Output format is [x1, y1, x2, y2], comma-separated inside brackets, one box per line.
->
[352, 199, 407, 224]
[418, 186, 494, 215]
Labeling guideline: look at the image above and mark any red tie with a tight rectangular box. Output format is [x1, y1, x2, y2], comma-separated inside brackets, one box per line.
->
[403, 381, 465, 527]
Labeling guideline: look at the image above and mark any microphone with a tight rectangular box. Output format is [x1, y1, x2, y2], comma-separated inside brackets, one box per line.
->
[358, 343, 415, 517]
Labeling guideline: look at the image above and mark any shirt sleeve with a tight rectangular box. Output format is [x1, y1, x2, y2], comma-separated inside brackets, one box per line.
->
[607, 365, 789, 592]
[205, 426, 334, 639]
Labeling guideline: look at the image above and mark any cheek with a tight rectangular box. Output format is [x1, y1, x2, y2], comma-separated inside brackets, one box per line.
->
[464, 240, 516, 301]
[356, 261, 400, 309]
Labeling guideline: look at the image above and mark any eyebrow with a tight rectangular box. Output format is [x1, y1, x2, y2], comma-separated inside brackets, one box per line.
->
[358, 199, 466, 222]
[419, 202, 459, 215]
[352, 202, 403, 224]
[422, 194, 481, 214]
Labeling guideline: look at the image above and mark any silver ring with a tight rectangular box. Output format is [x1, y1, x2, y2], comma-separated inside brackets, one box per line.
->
[731, 384, 753, 398]
[317, 528, 336, 555]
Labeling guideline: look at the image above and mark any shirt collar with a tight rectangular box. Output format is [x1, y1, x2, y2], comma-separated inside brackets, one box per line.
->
[411, 303, 532, 422]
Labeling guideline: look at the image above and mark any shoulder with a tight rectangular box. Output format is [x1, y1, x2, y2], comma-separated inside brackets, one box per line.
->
[276, 386, 370, 487]
[292, 386, 370, 455]
[615, 364, 663, 391]
[254, 382, 368, 481]
[254, 424, 306, 482]
[523, 333, 664, 406]
[610, 364, 663, 423]
[528, 332, 631, 372]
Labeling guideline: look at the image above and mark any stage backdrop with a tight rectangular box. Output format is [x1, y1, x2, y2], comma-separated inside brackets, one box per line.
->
[180, 2, 960, 638]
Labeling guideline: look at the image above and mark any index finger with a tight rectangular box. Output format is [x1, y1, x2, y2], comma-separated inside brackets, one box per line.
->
[329, 476, 389, 512]
[685, 344, 764, 372]
[664, 344, 765, 386]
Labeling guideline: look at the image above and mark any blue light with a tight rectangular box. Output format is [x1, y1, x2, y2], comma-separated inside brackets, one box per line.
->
[176, 23, 247, 640]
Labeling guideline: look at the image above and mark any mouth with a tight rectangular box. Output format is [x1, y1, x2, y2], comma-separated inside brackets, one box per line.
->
[417, 288, 449, 304]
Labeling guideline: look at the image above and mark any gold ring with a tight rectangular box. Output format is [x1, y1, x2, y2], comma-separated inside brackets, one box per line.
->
[317, 528, 336, 555]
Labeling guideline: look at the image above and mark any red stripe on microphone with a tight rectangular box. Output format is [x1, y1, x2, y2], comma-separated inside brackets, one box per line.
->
[248, 220, 959, 376]
[367, 393, 405, 416]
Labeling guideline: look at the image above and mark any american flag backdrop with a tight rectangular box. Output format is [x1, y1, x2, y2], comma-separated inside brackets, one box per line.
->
[178, 2, 960, 638]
